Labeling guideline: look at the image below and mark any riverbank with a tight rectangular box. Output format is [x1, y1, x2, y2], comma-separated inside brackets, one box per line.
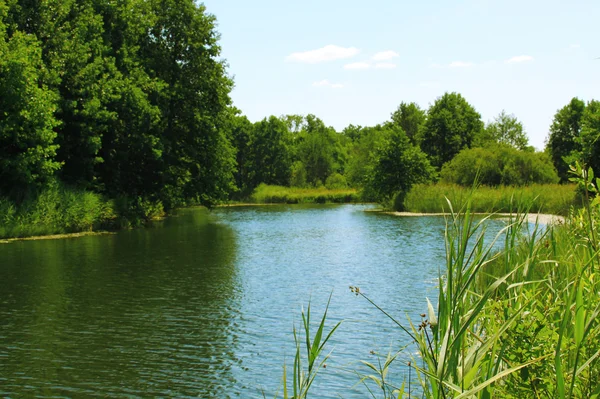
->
[387, 211, 565, 225]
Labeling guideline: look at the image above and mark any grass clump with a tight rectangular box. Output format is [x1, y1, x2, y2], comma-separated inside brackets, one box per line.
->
[250, 184, 359, 204]
[403, 183, 580, 215]
[0, 181, 116, 238]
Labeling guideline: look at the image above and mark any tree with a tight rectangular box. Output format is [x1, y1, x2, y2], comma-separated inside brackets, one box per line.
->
[579, 100, 600, 178]
[483, 110, 529, 150]
[294, 115, 345, 186]
[344, 124, 389, 188]
[390, 102, 426, 146]
[421, 92, 484, 168]
[545, 98, 586, 182]
[364, 127, 435, 209]
[140, 0, 236, 207]
[0, 24, 60, 194]
[247, 116, 292, 188]
[227, 112, 254, 196]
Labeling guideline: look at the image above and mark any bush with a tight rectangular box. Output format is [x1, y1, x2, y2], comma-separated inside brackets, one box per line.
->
[441, 144, 559, 186]
[0, 181, 116, 238]
[325, 173, 348, 189]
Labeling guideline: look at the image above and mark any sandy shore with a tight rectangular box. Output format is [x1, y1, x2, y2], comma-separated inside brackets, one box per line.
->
[386, 212, 565, 225]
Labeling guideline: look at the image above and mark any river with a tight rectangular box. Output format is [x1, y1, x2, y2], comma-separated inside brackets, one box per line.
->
[0, 204, 507, 398]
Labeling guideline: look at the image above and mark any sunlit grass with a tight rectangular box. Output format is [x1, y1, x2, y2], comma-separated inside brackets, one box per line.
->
[250, 184, 359, 204]
[404, 183, 580, 215]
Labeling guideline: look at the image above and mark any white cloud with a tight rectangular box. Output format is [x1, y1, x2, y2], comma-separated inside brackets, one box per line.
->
[312, 79, 344, 89]
[505, 55, 534, 64]
[344, 62, 371, 70]
[286, 45, 360, 64]
[372, 50, 399, 61]
[449, 61, 474, 68]
[375, 63, 397, 69]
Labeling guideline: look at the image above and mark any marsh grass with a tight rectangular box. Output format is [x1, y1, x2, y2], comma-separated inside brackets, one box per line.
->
[250, 184, 359, 204]
[0, 181, 115, 238]
[404, 183, 580, 215]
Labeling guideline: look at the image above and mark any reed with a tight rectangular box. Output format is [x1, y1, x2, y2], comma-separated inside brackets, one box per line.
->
[403, 183, 580, 215]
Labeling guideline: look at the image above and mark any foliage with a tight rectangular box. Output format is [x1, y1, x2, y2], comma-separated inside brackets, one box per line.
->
[421, 92, 484, 168]
[390, 101, 426, 146]
[273, 298, 341, 399]
[403, 183, 579, 215]
[250, 184, 359, 204]
[344, 125, 389, 189]
[546, 98, 586, 181]
[440, 144, 559, 186]
[364, 127, 435, 209]
[0, 180, 115, 238]
[579, 100, 600, 179]
[0, 24, 60, 194]
[294, 115, 346, 186]
[481, 110, 530, 150]
[325, 173, 348, 190]
[246, 116, 293, 189]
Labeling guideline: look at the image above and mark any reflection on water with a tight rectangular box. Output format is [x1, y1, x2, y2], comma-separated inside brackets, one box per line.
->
[0, 205, 507, 398]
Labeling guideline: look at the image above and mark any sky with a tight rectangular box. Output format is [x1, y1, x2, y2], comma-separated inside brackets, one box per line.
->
[201, 0, 599, 150]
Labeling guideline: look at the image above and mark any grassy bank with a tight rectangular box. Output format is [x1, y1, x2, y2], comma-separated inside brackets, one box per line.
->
[249, 184, 359, 204]
[282, 179, 600, 398]
[0, 182, 166, 239]
[403, 183, 580, 215]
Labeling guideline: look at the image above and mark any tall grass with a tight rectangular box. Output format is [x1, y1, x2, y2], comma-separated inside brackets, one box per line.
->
[250, 184, 359, 204]
[0, 181, 115, 238]
[283, 176, 600, 397]
[403, 183, 580, 215]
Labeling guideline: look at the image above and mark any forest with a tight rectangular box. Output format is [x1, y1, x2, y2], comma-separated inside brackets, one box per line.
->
[1, 0, 599, 236]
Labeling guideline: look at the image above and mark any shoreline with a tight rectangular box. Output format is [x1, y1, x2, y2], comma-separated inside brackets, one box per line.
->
[0, 231, 116, 244]
[386, 211, 565, 225]
[1, 206, 565, 244]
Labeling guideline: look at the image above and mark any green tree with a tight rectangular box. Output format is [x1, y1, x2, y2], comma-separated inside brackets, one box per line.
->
[227, 112, 254, 196]
[483, 110, 529, 150]
[390, 102, 426, 146]
[421, 92, 484, 168]
[344, 124, 388, 189]
[0, 19, 60, 194]
[247, 116, 292, 188]
[545, 98, 586, 182]
[364, 127, 435, 209]
[579, 100, 600, 178]
[295, 115, 345, 186]
[140, 0, 236, 207]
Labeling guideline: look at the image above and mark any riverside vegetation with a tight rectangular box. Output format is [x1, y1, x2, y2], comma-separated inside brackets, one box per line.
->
[279, 164, 600, 398]
[2, 1, 600, 239]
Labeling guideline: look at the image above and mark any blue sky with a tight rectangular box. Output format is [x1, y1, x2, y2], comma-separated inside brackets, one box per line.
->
[202, 0, 599, 150]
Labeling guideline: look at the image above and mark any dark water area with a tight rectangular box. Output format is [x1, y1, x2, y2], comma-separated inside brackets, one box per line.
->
[0, 204, 507, 398]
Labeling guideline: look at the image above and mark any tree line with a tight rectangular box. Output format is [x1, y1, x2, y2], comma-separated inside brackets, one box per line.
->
[1, 0, 599, 216]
